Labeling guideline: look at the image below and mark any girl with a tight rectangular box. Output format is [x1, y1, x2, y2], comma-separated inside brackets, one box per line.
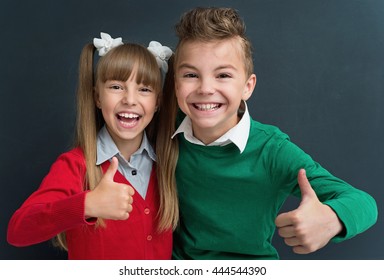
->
[7, 33, 178, 259]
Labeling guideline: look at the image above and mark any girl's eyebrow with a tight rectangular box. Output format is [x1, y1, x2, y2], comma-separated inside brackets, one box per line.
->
[177, 63, 196, 70]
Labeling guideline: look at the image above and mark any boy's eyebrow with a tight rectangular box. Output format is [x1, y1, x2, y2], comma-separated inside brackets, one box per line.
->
[177, 63, 238, 71]
[215, 65, 237, 71]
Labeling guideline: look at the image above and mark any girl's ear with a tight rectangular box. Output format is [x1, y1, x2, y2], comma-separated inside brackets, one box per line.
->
[155, 91, 162, 112]
[242, 73, 257, 101]
[94, 87, 101, 108]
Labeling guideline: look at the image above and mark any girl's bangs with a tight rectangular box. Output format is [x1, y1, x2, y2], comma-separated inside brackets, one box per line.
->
[96, 44, 162, 92]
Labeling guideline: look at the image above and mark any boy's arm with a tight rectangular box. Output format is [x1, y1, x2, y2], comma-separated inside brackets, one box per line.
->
[272, 139, 378, 253]
[275, 169, 344, 254]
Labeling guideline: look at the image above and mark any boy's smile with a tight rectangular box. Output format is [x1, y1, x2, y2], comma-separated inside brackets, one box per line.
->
[175, 38, 256, 144]
[193, 103, 221, 111]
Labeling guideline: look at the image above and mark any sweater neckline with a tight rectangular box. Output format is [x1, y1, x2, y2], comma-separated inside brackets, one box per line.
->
[101, 161, 156, 204]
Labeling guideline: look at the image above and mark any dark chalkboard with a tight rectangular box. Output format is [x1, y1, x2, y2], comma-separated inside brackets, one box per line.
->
[1, 0, 383, 260]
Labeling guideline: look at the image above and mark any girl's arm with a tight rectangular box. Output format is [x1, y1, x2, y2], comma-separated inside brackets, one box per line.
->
[7, 149, 93, 247]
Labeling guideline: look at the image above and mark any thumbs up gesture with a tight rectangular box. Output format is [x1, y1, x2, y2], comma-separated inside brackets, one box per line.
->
[275, 169, 343, 254]
[85, 157, 135, 220]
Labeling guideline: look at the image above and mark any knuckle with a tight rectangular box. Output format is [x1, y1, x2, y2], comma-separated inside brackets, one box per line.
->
[118, 210, 128, 220]
[290, 212, 302, 224]
[128, 186, 135, 195]
[127, 204, 133, 212]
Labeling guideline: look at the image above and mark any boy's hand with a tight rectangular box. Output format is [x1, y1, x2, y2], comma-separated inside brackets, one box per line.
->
[275, 169, 343, 254]
[85, 157, 135, 220]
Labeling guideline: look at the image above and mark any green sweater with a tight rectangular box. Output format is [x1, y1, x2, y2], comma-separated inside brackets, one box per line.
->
[173, 119, 377, 259]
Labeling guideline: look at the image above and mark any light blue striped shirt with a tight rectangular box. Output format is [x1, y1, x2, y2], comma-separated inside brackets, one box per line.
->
[96, 126, 156, 199]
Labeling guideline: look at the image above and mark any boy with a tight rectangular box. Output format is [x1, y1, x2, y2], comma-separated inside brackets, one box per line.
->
[166, 7, 378, 260]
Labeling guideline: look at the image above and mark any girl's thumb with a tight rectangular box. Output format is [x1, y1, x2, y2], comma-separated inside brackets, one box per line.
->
[105, 157, 119, 181]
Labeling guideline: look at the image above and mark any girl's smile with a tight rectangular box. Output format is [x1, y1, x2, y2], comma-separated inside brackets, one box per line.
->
[116, 111, 141, 128]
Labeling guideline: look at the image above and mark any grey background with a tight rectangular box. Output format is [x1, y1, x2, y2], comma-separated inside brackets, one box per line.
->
[1, 0, 382, 259]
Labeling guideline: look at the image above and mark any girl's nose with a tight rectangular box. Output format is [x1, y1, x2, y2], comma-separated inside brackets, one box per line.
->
[122, 90, 137, 105]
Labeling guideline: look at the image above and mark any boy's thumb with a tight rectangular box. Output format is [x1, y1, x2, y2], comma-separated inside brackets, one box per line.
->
[298, 169, 317, 202]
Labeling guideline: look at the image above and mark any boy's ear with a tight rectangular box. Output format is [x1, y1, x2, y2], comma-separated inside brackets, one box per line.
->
[242, 74, 257, 101]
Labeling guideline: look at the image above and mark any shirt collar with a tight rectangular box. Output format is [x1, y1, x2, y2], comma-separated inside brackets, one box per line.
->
[172, 101, 250, 153]
[96, 126, 156, 165]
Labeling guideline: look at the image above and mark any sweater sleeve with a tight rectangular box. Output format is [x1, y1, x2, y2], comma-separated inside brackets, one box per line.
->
[7, 149, 96, 247]
[271, 138, 378, 243]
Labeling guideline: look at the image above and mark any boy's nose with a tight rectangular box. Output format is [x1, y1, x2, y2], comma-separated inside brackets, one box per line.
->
[198, 78, 215, 95]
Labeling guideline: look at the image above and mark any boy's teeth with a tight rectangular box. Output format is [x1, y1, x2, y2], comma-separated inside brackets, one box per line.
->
[195, 104, 219, 111]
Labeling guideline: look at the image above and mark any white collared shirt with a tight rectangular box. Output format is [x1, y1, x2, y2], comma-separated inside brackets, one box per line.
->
[96, 126, 156, 198]
[172, 101, 250, 153]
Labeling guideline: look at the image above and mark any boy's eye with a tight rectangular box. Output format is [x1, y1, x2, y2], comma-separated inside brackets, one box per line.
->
[218, 73, 231, 79]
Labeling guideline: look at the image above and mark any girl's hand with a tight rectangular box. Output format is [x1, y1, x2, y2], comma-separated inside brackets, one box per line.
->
[275, 169, 343, 254]
[84, 157, 135, 220]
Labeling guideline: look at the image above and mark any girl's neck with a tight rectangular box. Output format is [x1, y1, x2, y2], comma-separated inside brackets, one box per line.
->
[108, 130, 144, 162]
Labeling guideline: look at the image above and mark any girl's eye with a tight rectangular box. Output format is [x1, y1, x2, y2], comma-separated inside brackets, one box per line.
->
[106, 83, 124, 91]
[139, 85, 154, 94]
[183, 73, 198, 78]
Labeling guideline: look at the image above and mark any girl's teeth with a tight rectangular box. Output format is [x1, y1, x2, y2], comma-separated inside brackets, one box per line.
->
[118, 113, 139, 119]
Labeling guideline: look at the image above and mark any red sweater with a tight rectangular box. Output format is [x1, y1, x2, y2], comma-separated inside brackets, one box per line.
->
[7, 148, 172, 259]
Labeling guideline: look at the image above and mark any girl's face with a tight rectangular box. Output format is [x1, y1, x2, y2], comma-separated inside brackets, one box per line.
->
[174, 38, 256, 144]
[96, 70, 158, 159]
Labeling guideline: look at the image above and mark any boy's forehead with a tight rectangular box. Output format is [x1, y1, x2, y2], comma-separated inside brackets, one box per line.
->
[175, 38, 247, 74]
[180, 37, 242, 51]
[178, 38, 244, 60]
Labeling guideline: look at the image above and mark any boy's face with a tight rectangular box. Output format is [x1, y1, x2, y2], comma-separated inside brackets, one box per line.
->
[174, 38, 256, 144]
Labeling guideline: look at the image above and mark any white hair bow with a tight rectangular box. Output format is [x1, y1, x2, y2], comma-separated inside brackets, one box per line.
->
[93, 32, 123, 56]
[147, 41, 173, 73]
